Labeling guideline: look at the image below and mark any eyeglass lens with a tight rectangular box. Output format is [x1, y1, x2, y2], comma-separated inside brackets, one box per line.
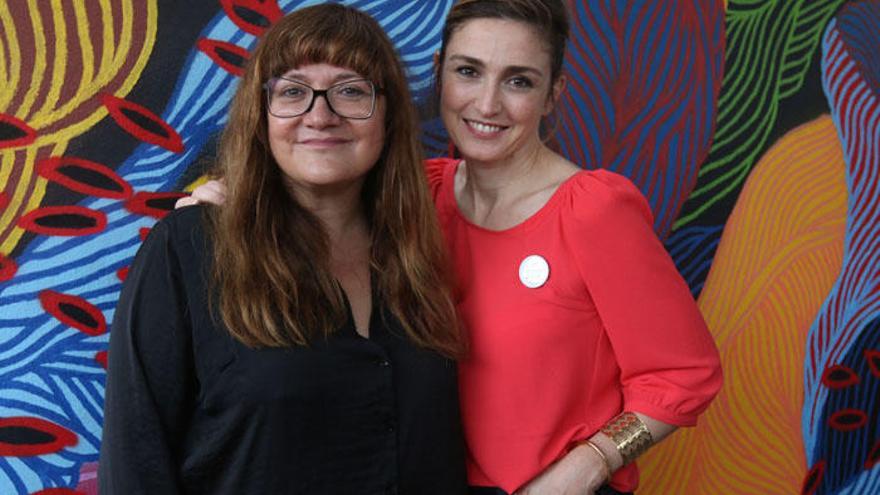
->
[267, 79, 376, 119]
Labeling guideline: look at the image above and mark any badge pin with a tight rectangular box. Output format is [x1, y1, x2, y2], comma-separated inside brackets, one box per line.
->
[519, 255, 550, 288]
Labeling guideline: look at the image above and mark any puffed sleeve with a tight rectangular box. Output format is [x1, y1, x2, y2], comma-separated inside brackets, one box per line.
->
[424, 157, 456, 202]
[99, 215, 194, 494]
[566, 170, 722, 425]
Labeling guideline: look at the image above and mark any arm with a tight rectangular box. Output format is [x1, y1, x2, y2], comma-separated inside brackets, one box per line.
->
[99, 219, 194, 494]
[571, 412, 677, 490]
[517, 173, 721, 495]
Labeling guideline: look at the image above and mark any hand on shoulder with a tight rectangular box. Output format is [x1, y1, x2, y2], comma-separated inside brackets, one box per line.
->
[174, 179, 228, 208]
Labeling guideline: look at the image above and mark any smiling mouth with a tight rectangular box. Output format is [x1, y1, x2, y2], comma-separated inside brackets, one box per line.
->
[465, 119, 507, 134]
[299, 138, 350, 147]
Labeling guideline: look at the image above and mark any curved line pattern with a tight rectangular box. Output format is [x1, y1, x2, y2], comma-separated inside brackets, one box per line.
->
[668, 0, 846, 294]
[0, 0, 157, 255]
[803, 3, 880, 493]
[639, 115, 848, 495]
[558, 0, 725, 239]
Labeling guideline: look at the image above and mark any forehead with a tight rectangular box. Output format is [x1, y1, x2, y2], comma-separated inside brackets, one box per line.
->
[279, 63, 366, 83]
[445, 18, 552, 67]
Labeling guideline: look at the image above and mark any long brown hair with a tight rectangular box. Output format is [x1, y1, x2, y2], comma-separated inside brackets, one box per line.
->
[209, 4, 462, 356]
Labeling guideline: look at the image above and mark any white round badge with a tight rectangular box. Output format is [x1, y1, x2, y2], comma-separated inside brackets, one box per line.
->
[519, 255, 550, 288]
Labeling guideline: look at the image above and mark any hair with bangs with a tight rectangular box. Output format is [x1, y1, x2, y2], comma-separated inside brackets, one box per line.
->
[208, 4, 462, 357]
[439, 0, 570, 84]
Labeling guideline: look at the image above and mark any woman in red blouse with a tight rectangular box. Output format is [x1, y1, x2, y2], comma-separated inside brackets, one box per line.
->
[182, 1, 723, 494]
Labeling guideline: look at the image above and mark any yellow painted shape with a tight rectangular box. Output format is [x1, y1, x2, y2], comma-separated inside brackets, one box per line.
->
[184, 174, 211, 193]
[0, 1, 20, 108]
[0, 0, 159, 255]
[638, 115, 847, 494]
[16, 1, 47, 117]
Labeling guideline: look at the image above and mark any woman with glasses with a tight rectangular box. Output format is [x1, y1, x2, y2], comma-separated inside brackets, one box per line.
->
[99, 4, 466, 494]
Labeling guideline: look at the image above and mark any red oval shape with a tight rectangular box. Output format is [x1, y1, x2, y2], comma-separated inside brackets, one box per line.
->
[0, 113, 37, 148]
[116, 266, 129, 281]
[39, 290, 107, 336]
[33, 489, 84, 495]
[0, 417, 77, 457]
[37, 156, 133, 199]
[139, 227, 151, 241]
[101, 94, 184, 153]
[0, 253, 17, 282]
[95, 350, 108, 369]
[821, 364, 860, 389]
[220, 0, 282, 36]
[197, 38, 249, 77]
[18, 206, 107, 236]
[828, 408, 868, 432]
[801, 460, 824, 495]
[125, 191, 187, 219]
[866, 350, 880, 377]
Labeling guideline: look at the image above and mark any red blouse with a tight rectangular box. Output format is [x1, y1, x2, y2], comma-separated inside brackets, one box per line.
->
[426, 158, 722, 493]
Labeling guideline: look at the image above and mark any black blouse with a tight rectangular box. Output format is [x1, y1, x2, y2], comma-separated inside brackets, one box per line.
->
[99, 207, 467, 494]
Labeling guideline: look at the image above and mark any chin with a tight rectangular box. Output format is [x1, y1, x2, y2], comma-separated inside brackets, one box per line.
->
[457, 145, 508, 164]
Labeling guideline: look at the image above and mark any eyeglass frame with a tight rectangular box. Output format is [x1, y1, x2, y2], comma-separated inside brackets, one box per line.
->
[263, 77, 383, 120]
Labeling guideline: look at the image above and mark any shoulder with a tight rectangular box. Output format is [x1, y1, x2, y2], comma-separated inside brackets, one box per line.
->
[424, 157, 459, 201]
[144, 205, 208, 247]
[136, 205, 211, 273]
[562, 168, 654, 227]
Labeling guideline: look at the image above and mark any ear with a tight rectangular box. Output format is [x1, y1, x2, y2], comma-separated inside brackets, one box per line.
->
[544, 75, 567, 115]
[433, 51, 442, 81]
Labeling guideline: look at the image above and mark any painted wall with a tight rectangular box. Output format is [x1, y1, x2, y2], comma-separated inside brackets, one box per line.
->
[0, 1, 877, 493]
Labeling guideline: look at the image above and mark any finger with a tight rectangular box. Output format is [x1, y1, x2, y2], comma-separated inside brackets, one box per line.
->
[174, 195, 199, 209]
[191, 180, 227, 204]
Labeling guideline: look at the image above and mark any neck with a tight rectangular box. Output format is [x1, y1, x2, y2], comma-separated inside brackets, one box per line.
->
[455, 141, 578, 230]
[460, 142, 550, 204]
[288, 180, 368, 247]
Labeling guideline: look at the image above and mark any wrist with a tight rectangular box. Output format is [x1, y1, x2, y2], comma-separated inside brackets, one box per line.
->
[571, 440, 611, 490]
[600, 411, 655, 466]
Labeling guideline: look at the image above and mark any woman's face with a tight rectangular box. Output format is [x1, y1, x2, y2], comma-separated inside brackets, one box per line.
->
[440, 18, 559, 165]
[267, 63, 386, 198]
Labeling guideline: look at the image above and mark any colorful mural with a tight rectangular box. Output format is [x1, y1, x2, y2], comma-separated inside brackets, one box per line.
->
[0, 0, 877, 493]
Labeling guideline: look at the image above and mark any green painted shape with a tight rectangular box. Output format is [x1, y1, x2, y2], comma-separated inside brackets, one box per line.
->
[673, 0, 845, 229]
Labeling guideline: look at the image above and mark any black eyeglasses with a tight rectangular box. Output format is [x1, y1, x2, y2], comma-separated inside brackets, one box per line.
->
[264, 77, 381, 119]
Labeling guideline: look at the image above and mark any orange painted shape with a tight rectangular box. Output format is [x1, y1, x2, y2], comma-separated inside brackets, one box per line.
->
[639, 116, 848, 494]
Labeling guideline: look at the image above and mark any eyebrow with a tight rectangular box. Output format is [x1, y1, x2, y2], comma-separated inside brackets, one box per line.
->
[447, 54, 544, 77]
[280, 71, 365, 84]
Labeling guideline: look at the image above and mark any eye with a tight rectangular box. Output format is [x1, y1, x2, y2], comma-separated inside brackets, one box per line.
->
[454, 65, 478, 78]
[334, 83, 370, 99]
[507, 76, 535, 90]
[277, 84, 307, 99]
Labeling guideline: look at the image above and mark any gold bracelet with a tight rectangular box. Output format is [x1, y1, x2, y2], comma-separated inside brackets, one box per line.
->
[578, 439, 611, 485]
[600, 411, 654, 465]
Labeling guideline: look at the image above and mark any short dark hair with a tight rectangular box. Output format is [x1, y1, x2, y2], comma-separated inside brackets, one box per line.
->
[440, 0, 570, 84]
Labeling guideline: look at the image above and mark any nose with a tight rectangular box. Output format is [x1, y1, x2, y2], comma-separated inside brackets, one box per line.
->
[302, 93, 340, 127]
[474, 82, 502, 116]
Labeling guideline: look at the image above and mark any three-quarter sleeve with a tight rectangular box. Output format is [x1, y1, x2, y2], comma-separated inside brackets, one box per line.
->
[99, 218, 194, 494]
[566, 171, 722, 425]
